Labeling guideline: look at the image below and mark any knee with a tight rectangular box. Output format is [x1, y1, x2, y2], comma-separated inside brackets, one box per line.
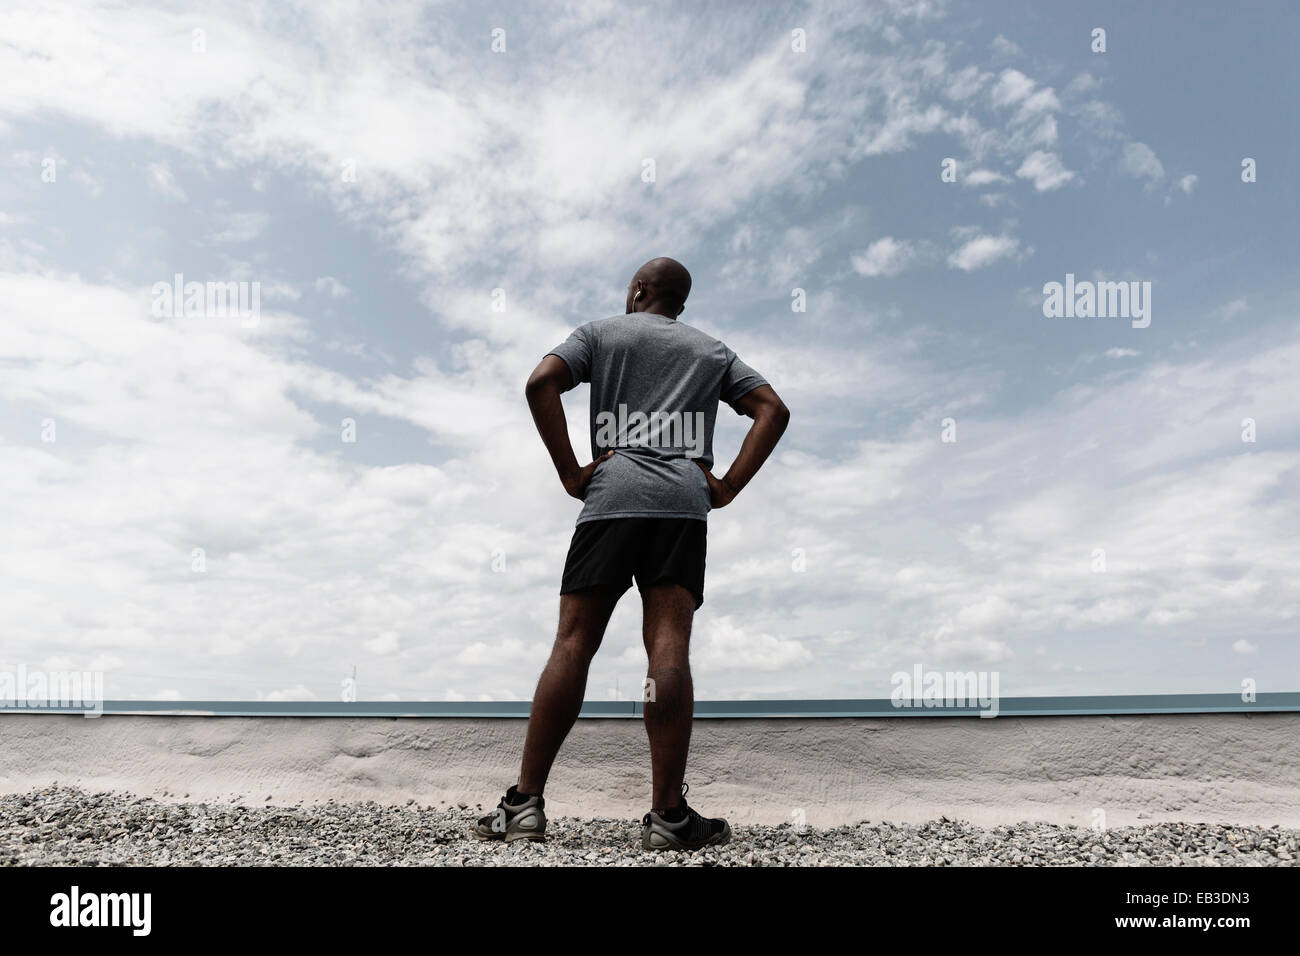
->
[645, 633, 690, 670]
[553, 625, 601, 662]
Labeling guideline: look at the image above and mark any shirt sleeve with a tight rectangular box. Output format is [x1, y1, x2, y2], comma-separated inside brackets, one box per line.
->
[546, 323, 594, 387]
[720, 346, 769, 415]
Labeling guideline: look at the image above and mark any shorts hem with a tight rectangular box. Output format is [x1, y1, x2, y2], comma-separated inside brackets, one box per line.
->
[575, 511, 707, 524]
[558, 578, 631, 598]
[637, 574, 705, 610]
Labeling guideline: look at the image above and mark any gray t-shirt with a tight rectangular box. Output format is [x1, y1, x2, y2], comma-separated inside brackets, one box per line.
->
[548, 312, 768, 524]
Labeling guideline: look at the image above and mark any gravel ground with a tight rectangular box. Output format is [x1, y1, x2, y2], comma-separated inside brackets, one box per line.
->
[2, 787, 1297, 866]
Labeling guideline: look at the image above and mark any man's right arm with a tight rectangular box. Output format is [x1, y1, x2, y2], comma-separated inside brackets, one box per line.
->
[525, 354, 612, 500]
[697, 384, 790, 508]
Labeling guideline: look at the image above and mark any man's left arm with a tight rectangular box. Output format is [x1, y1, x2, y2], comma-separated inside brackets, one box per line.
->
[696, 384, 790, 508]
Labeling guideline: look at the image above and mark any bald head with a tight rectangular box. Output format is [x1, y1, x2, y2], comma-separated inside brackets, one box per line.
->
[626, 257, 692, 318]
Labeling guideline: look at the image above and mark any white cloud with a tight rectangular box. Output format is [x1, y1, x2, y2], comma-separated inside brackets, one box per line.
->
[851, 237, 919, 277]
[947, 233, 1023, 271]
[991, 69, 1036, 108]
[210, 211, 269, 244]
[1120, 141, 1165, 183]
[1064, 73, 1100, 97]
[945, 65, 987, 101]
[694, 617, 814, 671]
[363, 631, 400, 655]
[1075, 100, 1126, 141]
[964, 168, 1010, 187]
[314, 275, 350, 298]
[1016, 150, 1075, 191]
[456, 640, 549, 668]
[990, 35, 1023, 59]
[1017, 88, 1061, 117]
[0, 0, 1293, 703]
[264, 685, 318, 701]
[146, 161, 186, 201]
[69, 168, 102, 196]
[1219, 298, 1248, 320]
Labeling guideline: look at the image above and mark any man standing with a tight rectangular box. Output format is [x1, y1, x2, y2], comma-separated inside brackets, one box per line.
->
[475, 257, 789, 851]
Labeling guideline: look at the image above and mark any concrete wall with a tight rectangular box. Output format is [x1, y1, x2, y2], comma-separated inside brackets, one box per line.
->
[2, 712, 1297, 827]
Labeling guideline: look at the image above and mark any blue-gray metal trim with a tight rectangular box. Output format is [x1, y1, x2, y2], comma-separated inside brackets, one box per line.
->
[3, 693, 1296, 718]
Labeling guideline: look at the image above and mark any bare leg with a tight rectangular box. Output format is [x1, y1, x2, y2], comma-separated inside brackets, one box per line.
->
[640, 582, 696, 810]
[517, 586, 622, 795]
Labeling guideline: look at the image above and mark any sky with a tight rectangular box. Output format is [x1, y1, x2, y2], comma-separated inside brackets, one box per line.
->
[1, 0, 1297, 703]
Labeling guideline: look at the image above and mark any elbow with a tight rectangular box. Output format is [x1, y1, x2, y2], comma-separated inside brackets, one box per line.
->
[771, 399, 791, 433]
[751, 393, 790, 432]
[524, 372, 547, 401]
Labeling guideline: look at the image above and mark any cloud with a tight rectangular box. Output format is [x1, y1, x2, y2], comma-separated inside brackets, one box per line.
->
[210, 211, 270, 244]
[964, 168, 1011, 187]
[947, 233, 1024, 271]
[1163, 172, 1198, 206]
[264, 685, 318, 701]
[694, 617, 814, 671]
[945, 65, 987, 101]
[1016, 150, 1075, 191]
[1120, 141, 1165, 183]
[0, 0, 1293, 703]
[1016, 88, 1061, 117]
[69, 168, 102, 196]
[363, 631, 400, 655]
[0, 270, 577, 697]
[1075, 100, 1126, 141]
[991, 69, 1037, 108]
[989, 35, 1023, 59]
[314, 276, 350, 298]
[1064, 73, 1100, 97]
[456, 639, 548, 669]
[1218, 298, 1248, 320]
[851, 237, 920, 277]
[146, 161, 186, 201]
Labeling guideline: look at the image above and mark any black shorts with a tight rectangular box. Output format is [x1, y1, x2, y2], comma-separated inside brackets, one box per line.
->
[560, 518, 707, 609]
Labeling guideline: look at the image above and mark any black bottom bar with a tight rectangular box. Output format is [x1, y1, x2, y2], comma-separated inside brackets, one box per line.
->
[1, 864, 1286, 941]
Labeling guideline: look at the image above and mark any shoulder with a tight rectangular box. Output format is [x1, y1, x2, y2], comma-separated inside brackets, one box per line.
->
[672, 319, 728, 351]
[576, 314, 632, 338]
[677, 322, 739, 366]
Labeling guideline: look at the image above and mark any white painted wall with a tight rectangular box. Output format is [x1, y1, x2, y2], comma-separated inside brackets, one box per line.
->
[2, 713, 1297, 827]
